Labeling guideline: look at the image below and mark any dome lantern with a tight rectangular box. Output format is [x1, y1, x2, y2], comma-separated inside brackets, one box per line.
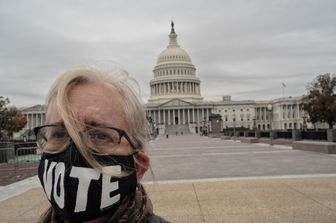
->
[168, 21, 179, 47]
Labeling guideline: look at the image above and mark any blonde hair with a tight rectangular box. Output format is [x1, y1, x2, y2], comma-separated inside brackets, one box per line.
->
[45, 65, 148, 172]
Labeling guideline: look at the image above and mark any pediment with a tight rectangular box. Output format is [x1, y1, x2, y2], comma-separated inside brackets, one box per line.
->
[159, 98, 194, 108]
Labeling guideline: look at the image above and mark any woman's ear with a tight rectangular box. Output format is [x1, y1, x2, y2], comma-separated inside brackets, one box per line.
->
[135, 151, 150, 181]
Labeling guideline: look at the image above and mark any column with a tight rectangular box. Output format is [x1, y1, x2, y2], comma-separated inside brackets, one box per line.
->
[173, 109, 175, 125]
[153, 110, 156, 124]
[35, 114, 38, 128]
[163, 110, 166, 125]
[197, 109, 200, 125]
[32, 114, 34, 128]
[168, 110, 171, 125]
[183, 109, 185, 124]
[188, 109, 190, 124]
[158, 110, 161, 124]
[193, 109, 195, 123]
[177, 109, 181, 125]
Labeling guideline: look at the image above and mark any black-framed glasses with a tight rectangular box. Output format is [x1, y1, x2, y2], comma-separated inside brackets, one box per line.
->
[33, 124, 137, 154]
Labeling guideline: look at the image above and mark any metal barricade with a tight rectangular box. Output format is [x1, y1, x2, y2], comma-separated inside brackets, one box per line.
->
[0, 147, 16, 171]
[0, 147, 41, 171]
[14, 147, 41, 170]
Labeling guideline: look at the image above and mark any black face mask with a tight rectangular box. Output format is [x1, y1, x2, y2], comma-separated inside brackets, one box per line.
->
[38, 143, 138, 222]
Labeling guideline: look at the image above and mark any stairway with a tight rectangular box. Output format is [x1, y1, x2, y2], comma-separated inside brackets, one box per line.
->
[165, 124, 190, 135]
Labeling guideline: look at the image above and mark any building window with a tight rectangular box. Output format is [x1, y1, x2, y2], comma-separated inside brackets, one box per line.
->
[233, 109, 235, 112]
[240, 109, 243, 112]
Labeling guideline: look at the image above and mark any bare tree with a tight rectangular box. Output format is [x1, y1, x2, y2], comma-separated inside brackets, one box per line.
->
[303, 73, 336, 129]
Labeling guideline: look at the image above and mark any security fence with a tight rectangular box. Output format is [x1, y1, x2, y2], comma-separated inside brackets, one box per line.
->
[0, 145, 41, 172]
[221, 129, 331, 142]
[301, 130, 327, 141]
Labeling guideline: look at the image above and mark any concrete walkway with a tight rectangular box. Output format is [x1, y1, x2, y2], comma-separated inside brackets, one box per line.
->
[1, 176, 336, 222]
[1, 135, 336, 222]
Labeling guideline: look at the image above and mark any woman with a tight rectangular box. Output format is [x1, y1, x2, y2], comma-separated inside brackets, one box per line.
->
[34, 66, 168, 223]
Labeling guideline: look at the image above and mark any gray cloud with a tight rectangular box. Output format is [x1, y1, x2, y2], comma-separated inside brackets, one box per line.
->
[0, 0, 336, 107]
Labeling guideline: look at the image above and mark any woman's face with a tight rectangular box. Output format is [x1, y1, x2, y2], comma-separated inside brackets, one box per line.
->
[47, 81, 133, 156]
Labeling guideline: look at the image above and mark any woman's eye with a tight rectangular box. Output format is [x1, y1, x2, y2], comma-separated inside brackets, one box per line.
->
[51, 131, 68, 140]
[91, 133, 111, 141]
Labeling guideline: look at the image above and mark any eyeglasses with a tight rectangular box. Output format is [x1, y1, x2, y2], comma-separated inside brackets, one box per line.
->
[33, 124, 137, 154]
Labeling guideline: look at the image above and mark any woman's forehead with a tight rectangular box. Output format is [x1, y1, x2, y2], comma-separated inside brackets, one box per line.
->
[47, 82, 127, 128]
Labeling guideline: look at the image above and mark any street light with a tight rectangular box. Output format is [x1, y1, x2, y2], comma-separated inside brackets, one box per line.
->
[267, 104, 273, 146]
[232, 113, 236, 141]
[302, 113, 307, 130]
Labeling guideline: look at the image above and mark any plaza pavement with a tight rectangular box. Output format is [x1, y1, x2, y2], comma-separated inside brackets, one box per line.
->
[1, 134, 336, 222]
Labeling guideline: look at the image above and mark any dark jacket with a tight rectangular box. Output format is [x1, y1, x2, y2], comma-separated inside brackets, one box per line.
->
[148, 214, 170, 223]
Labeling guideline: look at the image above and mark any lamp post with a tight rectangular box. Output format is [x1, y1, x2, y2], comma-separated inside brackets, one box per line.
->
[302, 113, 307, 130]
[232, 113, 236, 141]
[267, 104, 273, 146]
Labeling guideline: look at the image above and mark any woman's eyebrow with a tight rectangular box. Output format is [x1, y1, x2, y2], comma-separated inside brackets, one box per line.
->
[85, 120, 110, 127]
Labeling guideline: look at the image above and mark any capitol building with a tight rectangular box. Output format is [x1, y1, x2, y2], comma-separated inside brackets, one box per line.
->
[145, 23, 306, 135]
[20, 23, 307, 137]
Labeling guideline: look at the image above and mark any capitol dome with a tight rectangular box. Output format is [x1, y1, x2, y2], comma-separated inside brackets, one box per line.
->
[156, 44, 192, 64]
[148, 22, 203, 104]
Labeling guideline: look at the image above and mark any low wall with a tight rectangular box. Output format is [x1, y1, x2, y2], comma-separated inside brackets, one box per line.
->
[240, 137, 259, 143]
[221, 136, 231, 140]
[292, 141, 336, 154]
[259, 138, 293, 146]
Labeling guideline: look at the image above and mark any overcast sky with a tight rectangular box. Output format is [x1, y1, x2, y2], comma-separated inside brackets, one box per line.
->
[1, 0, 335, 108]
